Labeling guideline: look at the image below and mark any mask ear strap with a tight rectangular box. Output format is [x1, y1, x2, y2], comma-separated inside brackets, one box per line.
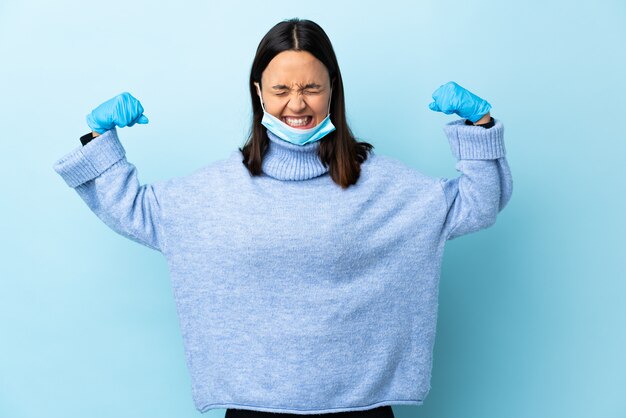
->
[254, 82, 266, 112]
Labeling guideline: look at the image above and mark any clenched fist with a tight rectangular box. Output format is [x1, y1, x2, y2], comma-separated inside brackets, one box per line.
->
[428, 81, 491, 123]
[86, 92, 149, 134]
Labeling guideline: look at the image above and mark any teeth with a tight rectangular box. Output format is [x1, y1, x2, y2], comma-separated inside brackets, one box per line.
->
[284, 116, 311, 127]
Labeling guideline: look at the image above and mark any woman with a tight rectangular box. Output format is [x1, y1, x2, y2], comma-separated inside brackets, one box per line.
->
[53, 18, 512, 418]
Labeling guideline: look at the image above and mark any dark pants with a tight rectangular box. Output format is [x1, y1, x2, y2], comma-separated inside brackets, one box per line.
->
[225, 405, 394, 418]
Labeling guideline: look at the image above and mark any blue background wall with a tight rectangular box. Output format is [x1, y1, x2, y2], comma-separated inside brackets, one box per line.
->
[1, 1, 624, 417]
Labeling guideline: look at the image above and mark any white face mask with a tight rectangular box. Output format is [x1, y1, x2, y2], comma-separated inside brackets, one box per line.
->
[254, 83, 336, 146]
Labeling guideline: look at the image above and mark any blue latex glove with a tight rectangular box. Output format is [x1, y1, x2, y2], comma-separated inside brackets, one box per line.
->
[86, 92, 149, 134]
[428, 81, 491, 123]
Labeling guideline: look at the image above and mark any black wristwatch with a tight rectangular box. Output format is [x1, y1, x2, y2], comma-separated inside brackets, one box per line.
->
[80, 131, 97, 146]
[465, 116, 495, 129]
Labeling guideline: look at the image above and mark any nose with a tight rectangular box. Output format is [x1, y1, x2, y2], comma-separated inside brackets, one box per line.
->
[286, 93, 307, 113]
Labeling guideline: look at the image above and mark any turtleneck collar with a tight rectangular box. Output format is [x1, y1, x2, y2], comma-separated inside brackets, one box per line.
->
[261, 129, 329, 181]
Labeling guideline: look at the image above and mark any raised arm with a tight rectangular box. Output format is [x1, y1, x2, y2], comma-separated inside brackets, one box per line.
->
[52, 93, 167, 252]
[428, 81, 513, 240]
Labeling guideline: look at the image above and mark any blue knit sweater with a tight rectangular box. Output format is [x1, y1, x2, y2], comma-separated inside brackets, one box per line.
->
[53, 119, 512, 415]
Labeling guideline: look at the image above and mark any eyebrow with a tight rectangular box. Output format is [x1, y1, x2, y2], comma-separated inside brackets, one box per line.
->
[271, 83, 322, 90]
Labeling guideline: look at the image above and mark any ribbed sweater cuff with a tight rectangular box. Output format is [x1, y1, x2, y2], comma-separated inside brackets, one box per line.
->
[52, 128, 126, 188]
[443, 118, 505, 160]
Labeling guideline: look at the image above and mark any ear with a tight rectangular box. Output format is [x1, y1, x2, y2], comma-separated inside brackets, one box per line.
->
[253, 82, 261, 97]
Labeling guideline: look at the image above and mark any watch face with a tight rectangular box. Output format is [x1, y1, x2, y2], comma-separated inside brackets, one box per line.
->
[80, 132, 94, 145]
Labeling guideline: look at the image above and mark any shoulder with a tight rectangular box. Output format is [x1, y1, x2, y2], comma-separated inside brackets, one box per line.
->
[363, 151, 437, 188]
[198, 150, 242, 177]
[154, 150, 241, 193]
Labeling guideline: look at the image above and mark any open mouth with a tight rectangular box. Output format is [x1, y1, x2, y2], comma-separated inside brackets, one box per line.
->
[282, 116, 314, 129]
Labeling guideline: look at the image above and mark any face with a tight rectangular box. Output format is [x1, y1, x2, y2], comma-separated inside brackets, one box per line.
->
[255, 50, 332, 129]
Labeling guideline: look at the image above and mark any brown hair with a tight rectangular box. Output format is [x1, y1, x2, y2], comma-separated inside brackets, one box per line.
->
[239, 18, 374, 189]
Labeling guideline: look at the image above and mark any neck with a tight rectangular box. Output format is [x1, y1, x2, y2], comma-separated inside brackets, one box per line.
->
[261, 129, 329, 181]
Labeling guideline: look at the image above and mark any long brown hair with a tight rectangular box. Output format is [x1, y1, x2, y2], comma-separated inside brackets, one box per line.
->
[239, 18, 374, 189]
